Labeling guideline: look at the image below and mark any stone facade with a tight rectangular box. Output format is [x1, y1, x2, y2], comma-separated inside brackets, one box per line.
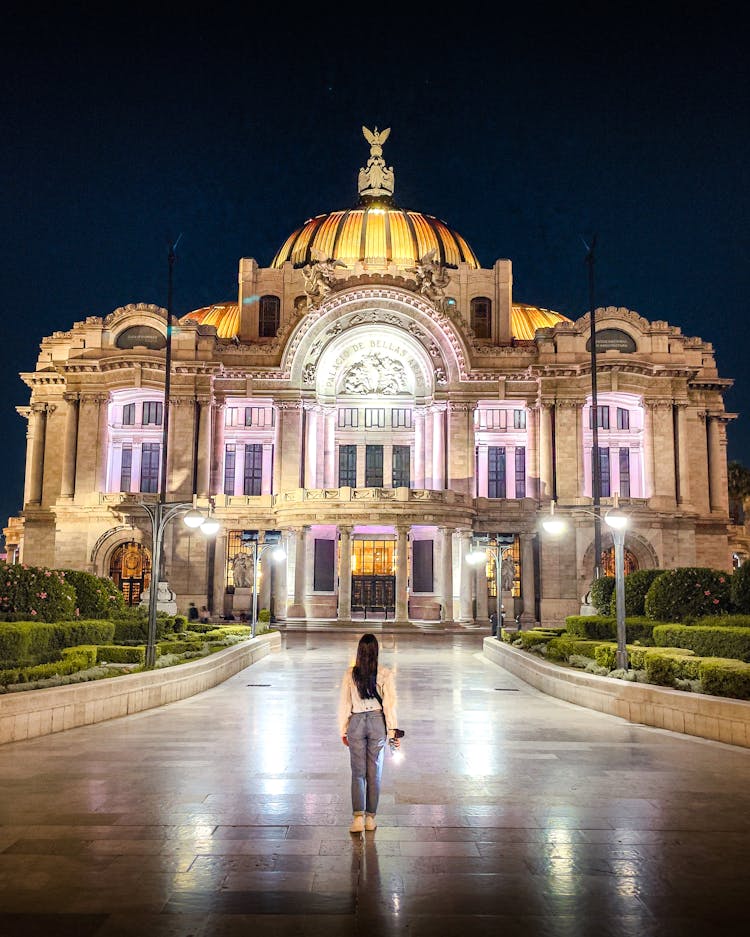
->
[5, 134, 736, 628]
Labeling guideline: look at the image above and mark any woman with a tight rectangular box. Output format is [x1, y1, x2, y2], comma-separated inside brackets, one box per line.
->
[338, 633, 399, 833]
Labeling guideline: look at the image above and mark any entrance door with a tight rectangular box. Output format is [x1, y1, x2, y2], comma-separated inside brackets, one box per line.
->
[350, 538, 396, 614]
[109, 541, 152, 606]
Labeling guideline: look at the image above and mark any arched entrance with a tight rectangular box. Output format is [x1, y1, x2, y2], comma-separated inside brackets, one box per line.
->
[601, 546, 638, 577]
[109, 541, 152, 606]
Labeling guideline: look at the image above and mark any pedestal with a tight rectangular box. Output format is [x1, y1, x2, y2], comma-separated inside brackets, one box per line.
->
[232, 587, 252, 617]
[140, 581, 178, 615]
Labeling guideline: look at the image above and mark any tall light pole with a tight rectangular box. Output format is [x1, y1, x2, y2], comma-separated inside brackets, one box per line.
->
[585, 235, 603, 585]
[604, 496, 629, 670]
[140, 237, 219, 669]
[467, 537, 511, 638]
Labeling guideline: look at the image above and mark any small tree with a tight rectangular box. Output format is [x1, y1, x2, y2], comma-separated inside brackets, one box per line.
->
[61, 570, 124, 619]
[610, 568, 664, 617]
[644, 567, 731, 621]
[0, 562, 77, 621]
[589, 576, 615, 615]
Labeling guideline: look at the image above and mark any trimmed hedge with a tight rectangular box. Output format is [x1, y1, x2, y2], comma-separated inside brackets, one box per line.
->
[96, 645, 146, 665]
[644, 567, 731, 620]
[546, 635, 601, 661]
[0, 619, 116, 667]
[698, 658, 750, 699]
[653, 624, 750, 662]
[589, 576, 615, 614]
[565, 615, 656, 645]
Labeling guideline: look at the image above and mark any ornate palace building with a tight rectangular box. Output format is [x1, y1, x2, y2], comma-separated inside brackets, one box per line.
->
[5, 128, 736, 627]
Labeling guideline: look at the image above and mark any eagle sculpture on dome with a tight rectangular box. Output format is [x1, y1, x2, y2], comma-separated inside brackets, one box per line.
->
[359, 126, 394, 200]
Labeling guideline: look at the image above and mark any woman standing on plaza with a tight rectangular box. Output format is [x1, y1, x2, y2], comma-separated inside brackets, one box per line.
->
[338, 633, 400, 833]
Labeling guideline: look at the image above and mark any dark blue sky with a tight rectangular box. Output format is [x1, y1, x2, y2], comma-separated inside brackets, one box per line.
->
[2, 8, 748, 542]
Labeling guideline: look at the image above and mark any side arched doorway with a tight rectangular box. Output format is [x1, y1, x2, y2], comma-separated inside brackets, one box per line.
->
[109, 541, 152, 606]
[601, 546, 638, 577]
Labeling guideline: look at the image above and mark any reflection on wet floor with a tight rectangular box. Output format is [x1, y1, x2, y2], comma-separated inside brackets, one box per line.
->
[0, 630, 748, 936]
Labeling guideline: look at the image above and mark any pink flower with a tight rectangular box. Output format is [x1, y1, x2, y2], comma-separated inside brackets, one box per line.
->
[30, 609, 37, 616]
[44, 570, 51, 577]
[713, 599, 719, 604]
[37, 592, 47, 599]
[719, 577, 726, 583]
[704, 590, 711, 596]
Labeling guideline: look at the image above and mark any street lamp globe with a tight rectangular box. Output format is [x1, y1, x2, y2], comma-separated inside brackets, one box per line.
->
[541, 500, 567, 536]
[183, 509, 206, 529]
[466, 549, 487, 566]
[199, 517, 220, 536]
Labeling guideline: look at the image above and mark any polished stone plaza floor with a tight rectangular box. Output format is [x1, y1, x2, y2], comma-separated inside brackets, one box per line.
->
[0, 631, 748, 936]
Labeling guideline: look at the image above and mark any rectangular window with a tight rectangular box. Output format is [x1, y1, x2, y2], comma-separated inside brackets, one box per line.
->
[616, 407, 630, 430]
[120, 445, 132, 491]
[122, 403, 135, 425]
[142, 401, 163, 425]
[392, 445, 410, 488]
[225, 407, 238, 427]
[595, 447, 611, 498]
[391, 408, 413, 428]
[243, 443, 263, 496]
[488, 446, 506, 498]
[412, 540, 434, 593]
[365, 445, 384, 487]
[313, 539, 336, 591]
[139, 443, 160, 493]
[515, 446, 526, 498]
[513, 409, 527, 429]
[619, 448, 631, 498]
[590, 405, 610, 429]
[479, 409, 507, 430]
[244, 406, 273, 427]
[338, 407, 358, 428]
[338, 445, 357, 487]
[365, 408, 386, 428]
[224, 445, 236, 496]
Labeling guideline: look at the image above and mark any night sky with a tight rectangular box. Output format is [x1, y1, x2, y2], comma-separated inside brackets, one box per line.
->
[2, 8, 747, 545]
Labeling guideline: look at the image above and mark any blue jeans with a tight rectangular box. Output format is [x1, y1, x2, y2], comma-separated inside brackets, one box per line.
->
[347, 710, 386, 814]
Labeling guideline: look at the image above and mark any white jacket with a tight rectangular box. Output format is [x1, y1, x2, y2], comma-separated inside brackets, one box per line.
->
[338, 665, 398, 739]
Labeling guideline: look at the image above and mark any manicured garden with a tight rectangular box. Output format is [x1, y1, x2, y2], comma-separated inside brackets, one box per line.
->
[502, 564, 750, 699]
[0, 561, 269, 693]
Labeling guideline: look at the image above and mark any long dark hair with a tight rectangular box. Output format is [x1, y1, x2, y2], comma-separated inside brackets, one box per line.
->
[352, 633, 379, 699]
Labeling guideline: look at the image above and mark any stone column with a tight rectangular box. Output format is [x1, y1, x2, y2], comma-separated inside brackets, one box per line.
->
[457, 529, 473, 624]
[304, 403, 318, 489]
[324, 408, 336, 487]
[338, 526, 352, 620]
[476, 444, 488, 499]
[414, 408, 425, 488]
[525, 403, 539, 500]
[26, 404, 48, 504]
[75, 394, 107, 500]
[675, 403, 692, 507]
[539, 402, 554, 501]
[650, 401, 677, 507]
[554, 400, 580, 501]
[519, 532, 537, 629]
[60, 393, 79, 499]
[433, 405, 446, 489]
[439, 526, 454, 621]
[423, 407, 434, 489]
[196, 396, 212, 498]
[168, 396, 194, 501]
[395, 525, 409, 621]
[212, 531, 228, 617]
[277, 401, 304, 491]
[447, 402, 474, 496]
[708, 415, 728, 513]
[475, 555, 489, 623]
[210, 401, 226, 495]
[288, 526, 307, 618]
[274, 531, 288, 621]
[643, 403, 655, 500]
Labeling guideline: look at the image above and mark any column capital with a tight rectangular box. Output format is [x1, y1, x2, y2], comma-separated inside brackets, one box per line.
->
[555, 398, 581, 410]
[63, 391, 80, 404]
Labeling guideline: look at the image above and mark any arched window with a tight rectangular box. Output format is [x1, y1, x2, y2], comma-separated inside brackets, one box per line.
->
[601, 547, 638, 577]
[259, 295, 280, 337]
[470, 297, 492, 339]
[109, 541, 152, 606]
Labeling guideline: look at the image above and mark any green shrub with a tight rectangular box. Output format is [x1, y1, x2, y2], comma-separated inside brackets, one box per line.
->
[546, 635, 600, 661]
[730, 563, 750, 613]
[157, 639, 202, 655]
[566, 615, 615, 639]
[60, 570, 124, 619]
[589, 576, 615, 614]
[698, 658, 750, 699]
[691, 614, 750, 629]
[653, 624, 750, 661]
[609, 569, 664, 617]
[0, 562, 77, 621]
[96, 645, 146, 665]
[644, 567, 731, 621]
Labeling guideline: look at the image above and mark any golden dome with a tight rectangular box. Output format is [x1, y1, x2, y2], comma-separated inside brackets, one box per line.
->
[181, 302, 239, 338]
[511, 303, 571, 340]
[271, 203, 480, 271]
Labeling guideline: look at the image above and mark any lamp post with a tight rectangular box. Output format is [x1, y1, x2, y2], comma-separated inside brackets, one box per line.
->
[248, 531, 286, 638]
[542, 497, 629, 670]
[604, 496, 629, 670]
[140, 498, 219, 668]
[467, 537, 511, 638]
[585, 235, 603, 584]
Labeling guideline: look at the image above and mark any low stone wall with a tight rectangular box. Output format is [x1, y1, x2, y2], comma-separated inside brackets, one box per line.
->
[0, 632, 281, 746]
[483, 637, 750, 749]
